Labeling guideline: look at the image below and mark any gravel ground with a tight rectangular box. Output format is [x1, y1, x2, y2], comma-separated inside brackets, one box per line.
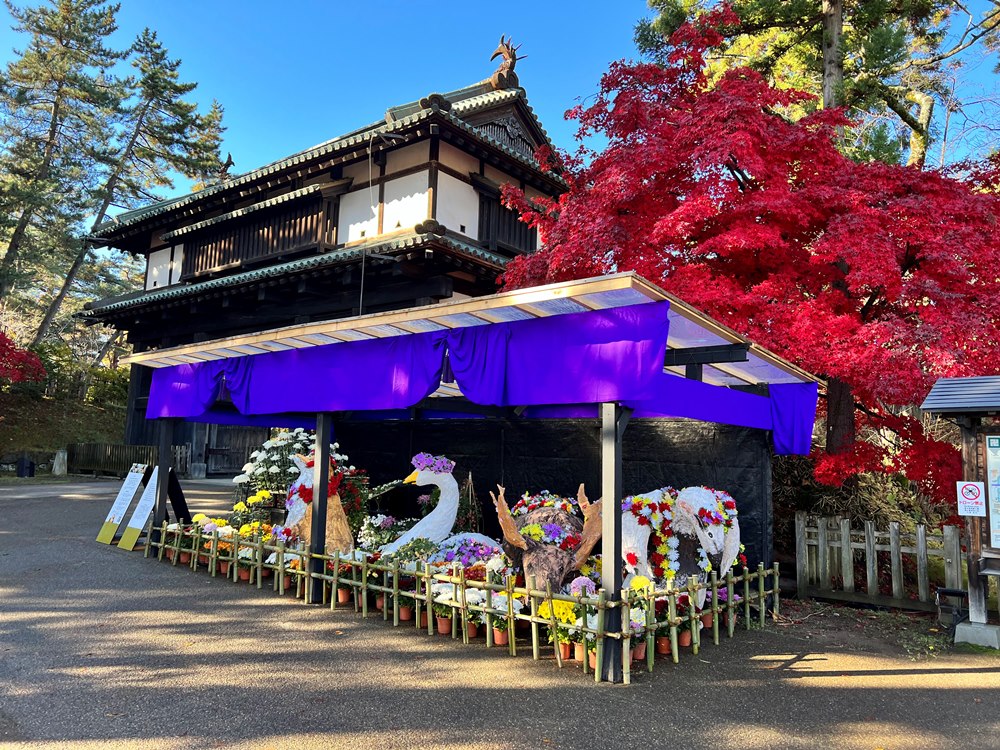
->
[3, 479, 1000, 749]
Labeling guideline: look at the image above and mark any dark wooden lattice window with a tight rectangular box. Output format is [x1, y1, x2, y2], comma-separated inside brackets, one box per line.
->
[475, 178, 537, 257]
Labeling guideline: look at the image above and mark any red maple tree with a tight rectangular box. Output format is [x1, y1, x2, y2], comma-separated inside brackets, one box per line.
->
[0, 332, 45, 385]
[501, 7, 1000, 503]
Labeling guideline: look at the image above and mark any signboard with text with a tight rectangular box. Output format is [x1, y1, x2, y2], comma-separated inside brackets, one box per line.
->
[957, 481, 986, 517]
[96, 464, 148, 544]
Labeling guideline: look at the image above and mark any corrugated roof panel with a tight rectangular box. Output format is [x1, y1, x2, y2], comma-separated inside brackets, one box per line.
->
[921, 377, 1000, 413]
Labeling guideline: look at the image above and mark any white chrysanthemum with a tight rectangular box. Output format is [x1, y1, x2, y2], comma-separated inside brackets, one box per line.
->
[287, 466, 299, 473]
[241, 462, 254, 473]
[254, 467, 266, 475]
[249, 450, 260, 459]
[263, 440, 275, 449]
[233, 474, 250, 484]
[268, 465, 281, 474]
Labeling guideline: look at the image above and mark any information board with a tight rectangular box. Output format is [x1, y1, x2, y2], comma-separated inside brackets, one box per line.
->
[96, 463, 148, 544]
[986, 436, 1000, 547]
[116, 467, 159, 551]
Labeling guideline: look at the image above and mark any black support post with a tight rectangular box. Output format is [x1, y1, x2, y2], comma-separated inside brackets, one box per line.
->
[600, 402, 630, 683]
[152, 418, 174, 541]
[309, 413, 333, 604]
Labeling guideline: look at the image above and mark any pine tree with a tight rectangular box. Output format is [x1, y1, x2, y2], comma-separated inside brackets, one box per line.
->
[31, 28, 226, 345]
[0, 0, 123, 302]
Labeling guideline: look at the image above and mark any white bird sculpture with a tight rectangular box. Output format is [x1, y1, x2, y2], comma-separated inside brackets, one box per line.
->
[381, 453, 460, 553]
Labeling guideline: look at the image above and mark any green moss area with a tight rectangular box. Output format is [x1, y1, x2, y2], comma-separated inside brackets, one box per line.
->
[0, 392, 125, 455]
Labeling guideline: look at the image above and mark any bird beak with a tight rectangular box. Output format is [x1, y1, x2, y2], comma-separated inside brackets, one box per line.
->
[490, 48, 502, 61]
[403, 470, 419, 485]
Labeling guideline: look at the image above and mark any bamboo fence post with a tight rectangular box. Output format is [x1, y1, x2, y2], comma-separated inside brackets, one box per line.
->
[795, 511, 808, 595]
[726, 569, 735, 638]
[459, 567, 469, 644]
[621, 594, 631, 686]
[580, 596, 589, 676]
[277, 540, 286, 594]
[645, 588, 655, 673]
[255, 534, 264, 589]
[710, 571, 720, 646]
[209, 530, 219, 577]
[757, 562, 766, 628]
[505, 575, 516, 657]
[889, 522, 903, 600]
[392, 558, 401, 626]
[191, 526, 202, 570]
[916, 525, 930, 603]
[743, 567, 751, 629]
[361, 558, 369, 617]
[528, 575, 540, 660]
[485, 571, 494, 648]
[143, 519, 153, 559]
[595, 589, 606, 684]
[449, 564, 458, 639]
[864, 520, 878, 596]
[667, 587, 679, 664]
[424, 563, 434, 635]
[157, 521, 168, 561]
[688, 578, 699, 655]
[817, 518, 829, 589]
[329, 551, 341, 610]
[772, 562, 781, 619]
[839, 518, 854, 592]
[545, 583, 562, 668]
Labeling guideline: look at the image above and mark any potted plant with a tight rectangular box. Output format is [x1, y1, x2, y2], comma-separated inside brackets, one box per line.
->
[489, 593, 523, 645]
[432, 600, 453, 635]
[398, 592, 415, 621]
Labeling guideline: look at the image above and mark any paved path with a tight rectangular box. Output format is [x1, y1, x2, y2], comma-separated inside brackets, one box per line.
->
[2, 480, 1000, 749]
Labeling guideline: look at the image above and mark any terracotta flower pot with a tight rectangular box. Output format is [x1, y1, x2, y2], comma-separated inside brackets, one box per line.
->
[678, 629, 693, 647]
[337, 588, 351, 604]
[492, 627, 509, 645]
[178, 551, 191, 564]
[723, 612, 737, 628]
[655, 636, 672, 655]
[198, 554, 210, 566]
[558, 642, 572, 661]
[237, 567, 251, 582]
[283, 576, 292, 590]
[218, 561, 230, 575]
[375, 595, 385, 611]
[420, 611, 428, 629]
[701, 612, 714, 628]
[631, 641, 647, 661]
[399, 606, 413, 621]
[436, 615, 452, 635]
[588, 650, 598, 670]
[165, 548, 175, 561]
[261, 568, 272, 578]
[574, 642, 586, 662]
[467, 621, 479, 639]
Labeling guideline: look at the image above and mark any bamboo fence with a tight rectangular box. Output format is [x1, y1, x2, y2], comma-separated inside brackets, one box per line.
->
[145, 520, 780, 684]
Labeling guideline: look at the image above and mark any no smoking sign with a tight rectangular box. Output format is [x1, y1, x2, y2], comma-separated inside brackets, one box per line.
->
[957, 481, 987, 517]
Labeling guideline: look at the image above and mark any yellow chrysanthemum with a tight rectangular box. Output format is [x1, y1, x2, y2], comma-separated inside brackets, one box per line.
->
[630, 575, 652, 593]
[539, 599, 577, 625]
[191, 513, 208, 523]
[258, 490, 272, 500]
[239, 524, 252, 535]
[233, 502, 248, 512]
[247, 495, 262, 505]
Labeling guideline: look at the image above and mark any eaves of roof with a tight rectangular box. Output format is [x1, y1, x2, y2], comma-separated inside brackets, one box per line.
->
[94, 88, 561, 241]
[79, 232, 507, 318]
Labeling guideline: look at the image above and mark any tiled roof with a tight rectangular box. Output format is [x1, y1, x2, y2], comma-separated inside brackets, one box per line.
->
[80, 232, 507, 318]
[94, 83, 557, 240]
[921, 377, 1000, 414]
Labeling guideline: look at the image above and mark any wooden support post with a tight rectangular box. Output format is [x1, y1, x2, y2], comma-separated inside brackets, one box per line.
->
[817, 518, 829, 589]
[152, 418, 174, 542]
[839, 518, 854, 593]
[943, 525, 962, 590]
[308, 413, 332, 604]
[960, 418, 987, 624]
[889, 522, 903, 600]
[599, 402, 630, 684]
[916, 525, 930, 602]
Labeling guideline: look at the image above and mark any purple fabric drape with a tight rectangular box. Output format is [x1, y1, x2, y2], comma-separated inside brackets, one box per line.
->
[245, 330, 446, 414]
[147, 357, 252, 419]
[768, 382, 818, 455]
[630, 372, 772, 429]
[447, 302, 670, 406]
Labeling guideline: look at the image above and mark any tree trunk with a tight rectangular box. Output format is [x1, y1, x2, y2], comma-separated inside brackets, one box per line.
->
[31, 100, 152, 346]
[821, 0, 844, 110]
[825, 376, 856, 454]
[0, 86, 64, 302]
[77, 329, 123, 400]
[905, 90, 934, 168]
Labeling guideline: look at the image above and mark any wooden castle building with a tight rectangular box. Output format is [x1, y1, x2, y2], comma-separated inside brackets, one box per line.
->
[83, 43, 562, 473]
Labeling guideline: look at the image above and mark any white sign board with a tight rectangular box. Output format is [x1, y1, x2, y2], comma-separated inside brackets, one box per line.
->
[987, 436, 1000, 546]
[96, 463, 147, 543]
[117, 467, 159, 550]
[957, 481, 986, 517]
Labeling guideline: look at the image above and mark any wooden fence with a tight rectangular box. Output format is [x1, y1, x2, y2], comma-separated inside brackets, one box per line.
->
[67, 442, 192, 478]
[795, 512, 964, 610]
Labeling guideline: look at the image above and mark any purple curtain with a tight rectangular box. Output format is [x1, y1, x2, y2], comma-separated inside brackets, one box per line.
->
[769, 382, 818, 455]
[630, 372, 772, 429]
[147, 357, 252, 419]
[245, 330, 446, 414]
[448, 302, 670, 406]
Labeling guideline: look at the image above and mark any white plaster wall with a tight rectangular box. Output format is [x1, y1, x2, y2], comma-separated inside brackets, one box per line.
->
[170, 243, 184, 284]
[437, 172, 479, 239]
[484, 164, 515, 187]
[338, 189, 378, 243]
[145, 247, 171, 290]
[342, 160, 375, 184]
[386, 142, 429, 174]
[382, 171, 429, 232]
[439, 142, 480, 176]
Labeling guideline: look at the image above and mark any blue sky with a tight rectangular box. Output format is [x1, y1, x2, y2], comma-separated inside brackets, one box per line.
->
[1, 1, 648, 197]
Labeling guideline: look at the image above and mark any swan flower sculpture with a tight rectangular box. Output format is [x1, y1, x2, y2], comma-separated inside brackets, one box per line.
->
[381, 453, 497, 555]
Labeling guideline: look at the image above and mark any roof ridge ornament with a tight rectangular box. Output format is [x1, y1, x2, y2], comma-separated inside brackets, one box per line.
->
[490, 35, 524, 90]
